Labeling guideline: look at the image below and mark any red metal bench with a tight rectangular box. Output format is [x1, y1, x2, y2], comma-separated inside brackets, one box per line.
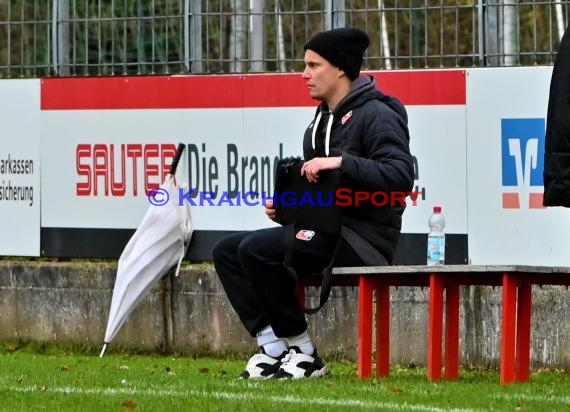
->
[299, 264, 570, 383]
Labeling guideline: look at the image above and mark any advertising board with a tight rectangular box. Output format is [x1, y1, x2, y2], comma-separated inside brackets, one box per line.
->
[39, 71, 467, 261]
[466, 67, 570, 265]
[0, 80, 40, 256]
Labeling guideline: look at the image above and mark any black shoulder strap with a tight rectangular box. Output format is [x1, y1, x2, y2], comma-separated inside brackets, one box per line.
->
[341, 225, 388, 266]
[283, 223, 342, 314]
[284, 225, 387, 313]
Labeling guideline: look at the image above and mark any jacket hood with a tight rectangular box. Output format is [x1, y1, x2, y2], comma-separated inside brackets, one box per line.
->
[331, 75, 408, 124]
[309, 75, 409, 156]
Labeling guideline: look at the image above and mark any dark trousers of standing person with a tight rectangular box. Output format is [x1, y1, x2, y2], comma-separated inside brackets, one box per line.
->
[212, 226, 365, 338]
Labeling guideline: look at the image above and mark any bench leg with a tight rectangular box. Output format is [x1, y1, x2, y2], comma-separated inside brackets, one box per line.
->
[501, 272, 517, 384]
[515, 284, 532, 382]
[376, 284, 390, 377]
[358, 276, 374, 378]
[428, 273, 444, 381]
[444, 283, 460, 380]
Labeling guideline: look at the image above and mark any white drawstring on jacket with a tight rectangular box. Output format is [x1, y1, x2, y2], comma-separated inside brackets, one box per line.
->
[310, 111, 334, 156]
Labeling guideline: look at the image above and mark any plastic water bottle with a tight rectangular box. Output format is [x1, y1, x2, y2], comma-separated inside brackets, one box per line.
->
[427, 206, 445, 266]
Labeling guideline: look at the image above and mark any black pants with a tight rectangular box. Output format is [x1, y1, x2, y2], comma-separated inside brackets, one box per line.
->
[212, 226, 364, 338]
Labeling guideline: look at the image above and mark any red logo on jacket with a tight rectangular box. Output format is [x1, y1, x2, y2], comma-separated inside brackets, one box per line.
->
[341, 110, 353, 125]
[296, 230, 315, 241]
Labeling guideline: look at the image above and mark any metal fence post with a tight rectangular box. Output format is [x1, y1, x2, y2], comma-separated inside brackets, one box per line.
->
[250, 0, 265, 72]
[51, 0, 69, 76]
[485, 0, 500, 66]
[503, 0, 518, 66]
[51, 0, 60, 75]
[230, 0, 247, 73]
[478, 0, 485, 66]
[184, 0, 189, 72]
[186, 0, 202, 73]
[411, 0, 425, 67]
[332, 0, 346, 29]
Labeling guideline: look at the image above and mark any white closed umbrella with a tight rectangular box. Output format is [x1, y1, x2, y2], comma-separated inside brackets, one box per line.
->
[100, 144, 192, 357]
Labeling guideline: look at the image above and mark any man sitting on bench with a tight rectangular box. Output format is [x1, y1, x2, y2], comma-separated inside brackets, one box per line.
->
[212, 27, 414, 379]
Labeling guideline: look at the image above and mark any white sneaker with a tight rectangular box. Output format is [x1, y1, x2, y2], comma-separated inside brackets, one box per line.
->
[239, 349, 287, 379]
[273, 346, 328, 379]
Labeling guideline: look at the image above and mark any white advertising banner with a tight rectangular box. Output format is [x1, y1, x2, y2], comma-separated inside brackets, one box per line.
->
[0, 80, 40, 256]
[40, 105, 467, 233]
[404, 105, 467, 234]
[40, 72, 468, 238]
[40, 107, 308, 230]
[466, 67, 570, 265]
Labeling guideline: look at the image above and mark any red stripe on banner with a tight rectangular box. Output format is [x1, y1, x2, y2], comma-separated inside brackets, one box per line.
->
[41, 70, 465, 110]
[368, 70, 466, 106]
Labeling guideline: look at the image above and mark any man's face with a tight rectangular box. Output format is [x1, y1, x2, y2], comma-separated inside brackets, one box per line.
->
[302, 49, 343, 102]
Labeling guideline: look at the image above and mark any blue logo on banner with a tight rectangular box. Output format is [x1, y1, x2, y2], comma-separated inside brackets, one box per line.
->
[500, 118, 545, 209]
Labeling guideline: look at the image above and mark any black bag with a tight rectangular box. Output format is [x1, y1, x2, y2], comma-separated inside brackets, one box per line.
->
[273, 157, 344, 313]
[274, 157, 343, 235]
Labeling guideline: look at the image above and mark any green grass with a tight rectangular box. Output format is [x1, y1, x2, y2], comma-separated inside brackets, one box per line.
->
[0, 345, 568, 412]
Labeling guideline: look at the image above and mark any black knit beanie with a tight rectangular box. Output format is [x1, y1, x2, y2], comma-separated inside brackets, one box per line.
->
[304, 28, 370, 80]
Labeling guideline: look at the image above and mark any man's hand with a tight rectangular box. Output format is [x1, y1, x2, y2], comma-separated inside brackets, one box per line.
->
[301, 156, 342, 183]
[265, 198, 276, 220]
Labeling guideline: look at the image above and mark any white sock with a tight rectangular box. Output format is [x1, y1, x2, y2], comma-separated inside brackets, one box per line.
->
[286, 330, 315, 355]
[256, 325, 287, 358]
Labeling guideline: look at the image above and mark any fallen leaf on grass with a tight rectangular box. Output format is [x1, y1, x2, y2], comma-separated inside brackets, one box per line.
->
[121, 400, 137, 409]
[199, 367, 210, 373]
[387, 386, 404, 393]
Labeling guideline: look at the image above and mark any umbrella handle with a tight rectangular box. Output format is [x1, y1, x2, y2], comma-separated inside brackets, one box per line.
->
[169, 143, 186, 176]
[100, 343, 108, 358]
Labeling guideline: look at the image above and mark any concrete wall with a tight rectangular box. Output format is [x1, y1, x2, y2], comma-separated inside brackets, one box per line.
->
[0, 261, 568, 367]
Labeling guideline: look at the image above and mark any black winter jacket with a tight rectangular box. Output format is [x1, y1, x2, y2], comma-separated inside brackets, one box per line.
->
[303, 76, 414, 263]
[544, 25, 570, 207]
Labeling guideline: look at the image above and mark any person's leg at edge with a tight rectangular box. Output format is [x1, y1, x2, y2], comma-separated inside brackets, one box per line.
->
[236, 227, 327, 379]
[213, 229, 376, 378]
[212, 229, 289, 378]
[212, 231, 272, 336]
[215, 227, 320, 378]
[272, 236, 369, 378]
[236, 227, 308, 338]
